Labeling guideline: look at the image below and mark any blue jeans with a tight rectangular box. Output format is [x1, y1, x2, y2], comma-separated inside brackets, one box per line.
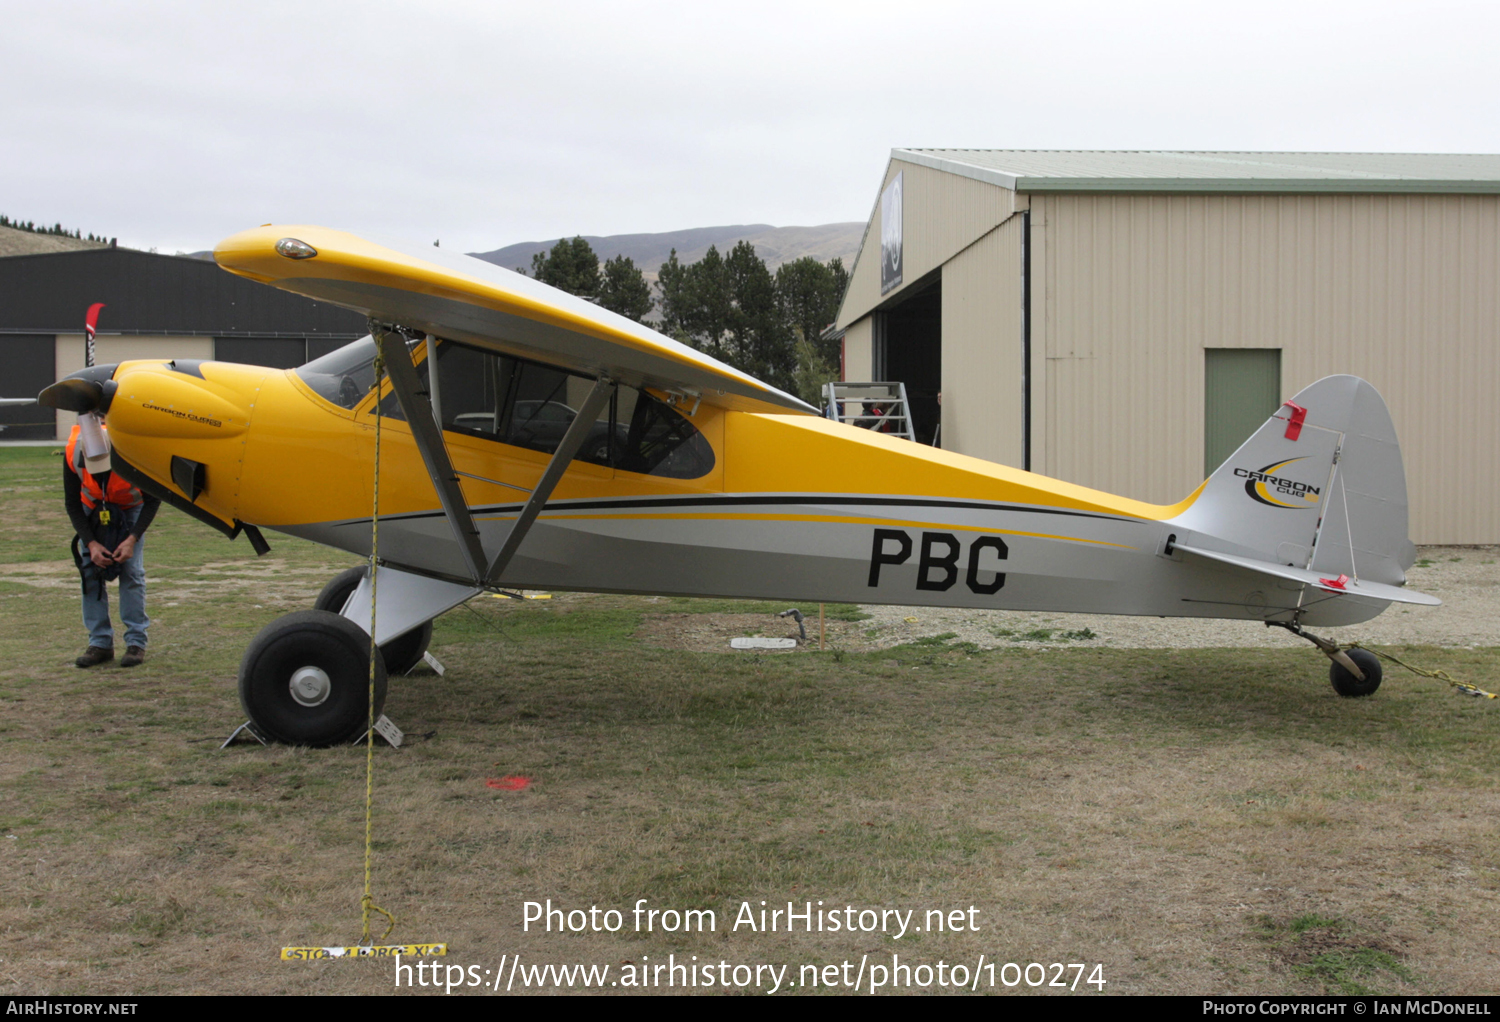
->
[81, 505, 149, 649]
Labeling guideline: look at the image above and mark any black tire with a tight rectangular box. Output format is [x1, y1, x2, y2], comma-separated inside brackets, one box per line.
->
[1330, 648, 1383, 697]
[313, 567, 433, 677]
[314, 566, 369, 617]
[239, 610, 387, 746]
[377, 622, 433, 677]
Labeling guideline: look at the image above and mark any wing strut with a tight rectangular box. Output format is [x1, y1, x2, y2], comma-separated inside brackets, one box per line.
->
[484, 375, 613, 585]
[374, 328, 489, 582]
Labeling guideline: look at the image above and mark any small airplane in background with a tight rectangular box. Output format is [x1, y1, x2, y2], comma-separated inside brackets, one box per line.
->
[39, 226, 1438, 746]
[0, 397, 38, 434]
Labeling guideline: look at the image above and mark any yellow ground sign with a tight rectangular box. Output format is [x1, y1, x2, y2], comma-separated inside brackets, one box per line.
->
[281, 943, 447, 960]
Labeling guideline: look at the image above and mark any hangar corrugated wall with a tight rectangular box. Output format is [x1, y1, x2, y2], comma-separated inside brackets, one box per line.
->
[1029, 192, 1500, 544]
[940, 214, 1024, 467]
[841, 159, 1021, 318]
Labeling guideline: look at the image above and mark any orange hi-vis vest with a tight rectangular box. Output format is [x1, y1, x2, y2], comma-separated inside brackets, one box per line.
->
[65, 424, 142, 512]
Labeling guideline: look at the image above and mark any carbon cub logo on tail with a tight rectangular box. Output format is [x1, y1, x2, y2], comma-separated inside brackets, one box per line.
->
[1234, 458, 1321, 509]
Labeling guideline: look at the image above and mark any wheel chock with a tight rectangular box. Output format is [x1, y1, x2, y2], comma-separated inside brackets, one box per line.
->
[362, 713, 404, 748]
[220, 720, 270, 749]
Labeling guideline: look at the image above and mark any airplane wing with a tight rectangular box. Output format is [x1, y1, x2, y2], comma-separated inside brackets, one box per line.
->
[213, 225, 817, 416]
[1175, 542, 1440, 606]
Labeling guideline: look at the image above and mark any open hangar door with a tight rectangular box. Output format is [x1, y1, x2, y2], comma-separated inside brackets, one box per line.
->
[873, 274, 941, 445]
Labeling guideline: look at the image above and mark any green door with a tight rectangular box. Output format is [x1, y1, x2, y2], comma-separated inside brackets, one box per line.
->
[1204, 349, 1281, 477]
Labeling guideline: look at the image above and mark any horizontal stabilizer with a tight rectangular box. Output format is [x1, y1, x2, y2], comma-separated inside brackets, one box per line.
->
[1175, 543, 1440, 606]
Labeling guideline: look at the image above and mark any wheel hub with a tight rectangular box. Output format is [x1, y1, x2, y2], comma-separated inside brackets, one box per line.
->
[288, 665, 332, 707]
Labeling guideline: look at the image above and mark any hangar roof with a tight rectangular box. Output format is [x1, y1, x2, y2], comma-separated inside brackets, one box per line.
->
[894, 149, 1500, 194]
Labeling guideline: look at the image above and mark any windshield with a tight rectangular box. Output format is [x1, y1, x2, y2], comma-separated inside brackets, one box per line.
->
[295, 335, 421, 410]
[295, 336, 378, 409]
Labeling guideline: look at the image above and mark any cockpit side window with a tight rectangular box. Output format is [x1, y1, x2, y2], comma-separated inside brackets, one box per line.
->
[616, 388, 715, 479]
[361, 338, 714, 478]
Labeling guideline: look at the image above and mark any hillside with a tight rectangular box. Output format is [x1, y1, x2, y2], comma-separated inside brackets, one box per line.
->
[1, 221, 867, 276]
[472, 222, 864, 280]
[0, 225, 109, 258]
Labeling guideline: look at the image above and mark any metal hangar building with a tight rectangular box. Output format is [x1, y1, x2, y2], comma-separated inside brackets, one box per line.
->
[0, 246, 365, 441]
[835, 150, 1500, 544]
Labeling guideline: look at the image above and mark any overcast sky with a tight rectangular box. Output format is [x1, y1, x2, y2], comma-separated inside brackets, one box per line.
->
[5, 0, 1499, 255]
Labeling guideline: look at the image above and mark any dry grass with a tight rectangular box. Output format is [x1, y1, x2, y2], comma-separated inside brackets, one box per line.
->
[0, 446, 1497, 996]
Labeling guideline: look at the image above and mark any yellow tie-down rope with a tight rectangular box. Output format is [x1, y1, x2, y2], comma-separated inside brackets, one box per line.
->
[1344, 642, 1498, 699]
[281, 341, 447, 962]
[361, 350, 395, 946]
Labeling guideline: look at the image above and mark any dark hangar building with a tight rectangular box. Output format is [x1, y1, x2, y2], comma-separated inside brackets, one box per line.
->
[0, 246, 366, 439]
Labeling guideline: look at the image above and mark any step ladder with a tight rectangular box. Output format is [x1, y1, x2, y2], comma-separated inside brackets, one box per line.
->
[822, 381, 917, 442]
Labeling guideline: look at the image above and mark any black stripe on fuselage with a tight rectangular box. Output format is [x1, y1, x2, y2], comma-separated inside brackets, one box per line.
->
[331, 493, 1145, 528]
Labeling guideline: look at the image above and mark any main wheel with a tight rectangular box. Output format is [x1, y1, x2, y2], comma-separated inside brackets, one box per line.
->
[239, 610, 387, 746]
[314, 567, 433, 677]
[1330, 648, 1383, 697]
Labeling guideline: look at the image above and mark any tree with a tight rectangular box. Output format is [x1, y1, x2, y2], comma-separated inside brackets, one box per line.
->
[656, 243, 845, 395]
[597, 254, 653, 323]
[655, 249, 691, 340]
[0, 213, 100, 240]
[791, 333, 839, 408]
[775, 256, 849, 366]
[528, 236, 601, 299]
[724, 240, 794, 391]
[688, 245, 733, 360]
[657, 245, 731, 359]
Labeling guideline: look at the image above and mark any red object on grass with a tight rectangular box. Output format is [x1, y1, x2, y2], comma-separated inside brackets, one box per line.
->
[486, 776, 532, 791]
[1282, 401, 1307, 441]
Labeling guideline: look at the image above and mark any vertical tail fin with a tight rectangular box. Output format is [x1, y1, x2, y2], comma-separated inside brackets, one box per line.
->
[1170, 375, 1415, 586]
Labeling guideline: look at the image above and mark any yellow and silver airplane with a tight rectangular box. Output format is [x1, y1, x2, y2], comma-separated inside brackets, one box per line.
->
[40, 226, 1439, 745]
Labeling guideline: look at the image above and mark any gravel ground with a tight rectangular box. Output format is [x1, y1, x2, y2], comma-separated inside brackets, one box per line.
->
[856, 546, 1500, 651]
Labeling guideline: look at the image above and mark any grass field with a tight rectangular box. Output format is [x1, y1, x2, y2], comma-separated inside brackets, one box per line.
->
[0, 445, 1496, 995]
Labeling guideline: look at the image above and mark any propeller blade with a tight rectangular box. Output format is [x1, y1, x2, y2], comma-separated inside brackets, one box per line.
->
[38, 378, 104, 413]
[38, 364, 119, 414]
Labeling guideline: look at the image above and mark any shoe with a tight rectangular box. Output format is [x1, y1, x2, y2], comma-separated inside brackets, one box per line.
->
[120, 646, 146, 668]
[75, 646, 114, 668]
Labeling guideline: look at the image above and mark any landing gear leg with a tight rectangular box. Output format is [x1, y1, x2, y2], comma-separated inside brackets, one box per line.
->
[315, 566, 434, 676]
[1268, 619, 1383, 697]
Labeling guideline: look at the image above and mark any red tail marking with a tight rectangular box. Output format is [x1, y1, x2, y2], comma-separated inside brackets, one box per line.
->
[1282, 401, 1307, 441]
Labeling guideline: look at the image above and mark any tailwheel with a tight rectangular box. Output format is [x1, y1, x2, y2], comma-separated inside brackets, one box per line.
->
[314, 566, 434, 676]
[1268, 620, 1384, 698]
[1329, 647, 1383, 698]
[238, 610, 387, 746]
